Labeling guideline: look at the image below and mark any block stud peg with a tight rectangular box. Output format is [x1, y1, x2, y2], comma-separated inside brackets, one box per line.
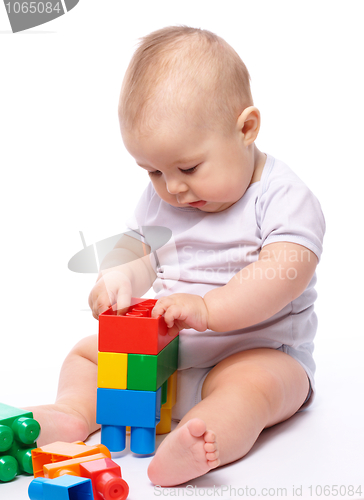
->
[0, 455, 19, 482]
[0, 424, 14, 452]
[12, 417, 40, 445]
[96, 471, 129, 500]
[80, 457, 129, 500]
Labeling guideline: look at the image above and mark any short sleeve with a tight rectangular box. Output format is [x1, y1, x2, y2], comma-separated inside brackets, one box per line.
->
[257, 175, 326, 261]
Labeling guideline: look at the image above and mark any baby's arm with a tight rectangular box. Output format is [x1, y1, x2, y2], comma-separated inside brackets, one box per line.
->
[152, 242, 317, 332]
[88, 234, 156, 318]
[204, 241, 317, 331]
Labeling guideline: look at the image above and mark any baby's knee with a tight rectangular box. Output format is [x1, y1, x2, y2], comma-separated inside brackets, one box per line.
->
[203, 348, 306, 413]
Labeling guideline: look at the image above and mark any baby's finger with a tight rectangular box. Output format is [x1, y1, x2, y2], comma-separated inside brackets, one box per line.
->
[92, 289, 113, 319]
[167, 324, 180, 337]
[116, 289, 131, 315]
[163, 304, 182, 328]
[151, 298, 170, 318]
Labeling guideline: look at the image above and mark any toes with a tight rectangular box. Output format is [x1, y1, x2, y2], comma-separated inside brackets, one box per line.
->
[207, 457, 221, 469]
[186, 418, 207, 438]
[204, 430, 216, 443]
[204, 441, 217, 453]
[206, 449, 219, 461]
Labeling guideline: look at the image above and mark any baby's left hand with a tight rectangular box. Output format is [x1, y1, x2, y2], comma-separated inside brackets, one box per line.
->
[152, 293, 209, 334]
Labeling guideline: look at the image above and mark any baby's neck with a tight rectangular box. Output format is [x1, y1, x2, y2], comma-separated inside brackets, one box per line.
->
[250, 146, 266, 185]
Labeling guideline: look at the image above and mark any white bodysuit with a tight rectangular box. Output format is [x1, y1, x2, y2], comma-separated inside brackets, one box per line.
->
[127, 154, 326, 416]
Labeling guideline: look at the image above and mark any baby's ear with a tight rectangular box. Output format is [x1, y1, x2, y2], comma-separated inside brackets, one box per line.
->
[236, 106, 261, 145]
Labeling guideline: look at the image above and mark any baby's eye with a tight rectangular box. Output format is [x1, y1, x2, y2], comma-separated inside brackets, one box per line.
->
[180, 166, 198, 174]
[148, 170, 162, 176]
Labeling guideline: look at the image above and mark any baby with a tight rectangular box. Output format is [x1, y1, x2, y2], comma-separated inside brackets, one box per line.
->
[29, 26, 325, 486]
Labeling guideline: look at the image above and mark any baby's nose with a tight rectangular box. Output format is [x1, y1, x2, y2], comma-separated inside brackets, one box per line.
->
[166, 178, 188, 195]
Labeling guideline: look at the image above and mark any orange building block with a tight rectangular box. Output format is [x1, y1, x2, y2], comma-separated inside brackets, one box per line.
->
[31, 441, 111, 478]
[43, 452, 109, 478]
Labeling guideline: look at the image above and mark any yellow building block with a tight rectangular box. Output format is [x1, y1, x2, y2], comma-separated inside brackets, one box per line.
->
[156, 371, 178, 434]
[165, 370, 178, 409]
[97, 352, 127, 389]
[157, 408, 173, 434]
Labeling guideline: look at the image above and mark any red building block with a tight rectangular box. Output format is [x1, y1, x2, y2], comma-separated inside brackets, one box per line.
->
[98, 299, 178, 355]
[31, 441, 111, 478]
[80, 457, 129, 500]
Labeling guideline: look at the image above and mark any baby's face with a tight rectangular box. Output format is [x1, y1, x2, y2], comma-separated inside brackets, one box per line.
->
[122, 115, 257, 213]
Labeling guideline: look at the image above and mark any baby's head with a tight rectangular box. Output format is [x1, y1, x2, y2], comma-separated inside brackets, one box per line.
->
[119, 26, 253, 134]
[119, 27, 263, 213]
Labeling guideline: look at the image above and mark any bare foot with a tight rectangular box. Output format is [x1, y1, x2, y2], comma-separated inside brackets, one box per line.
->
[147, 418, 220, 486]
[24, 404, 92, 446]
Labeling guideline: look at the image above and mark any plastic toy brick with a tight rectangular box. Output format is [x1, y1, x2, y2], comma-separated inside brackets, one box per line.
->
[43, 457, 129, 500]
[156, 408, 173, 435]
[0, 455, 18, 483]
[127, 335, 179, 391]
[43, 452, 108, 479]
[103, 425, 157, 455]
[97, 387, 161, 454]
[31, 441, 111, 478]
[28, 474, 94, 500]
[0, 403, 40, 446]
[98, 298, 178, 355]
[97, 388, 161, 428]
[0, 403, 40, 481]
[160, 379, 168, 406]
[156, 371, 178, 435]
[0, 441, 38, 479]
[165, 371, 178, 409]
[80, 457, 129, 500]
[98, 352, 127, 390]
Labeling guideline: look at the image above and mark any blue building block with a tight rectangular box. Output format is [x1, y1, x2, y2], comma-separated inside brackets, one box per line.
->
[96, 387, 161, 454]
[28, 475, 94, 500]
[97, 388, 161, 427]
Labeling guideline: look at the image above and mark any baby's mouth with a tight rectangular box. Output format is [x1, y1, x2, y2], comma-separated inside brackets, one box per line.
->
[188, 201, 207, 208]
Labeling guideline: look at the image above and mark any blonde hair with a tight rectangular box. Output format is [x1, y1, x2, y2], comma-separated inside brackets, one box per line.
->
[119, 26, 253, 133]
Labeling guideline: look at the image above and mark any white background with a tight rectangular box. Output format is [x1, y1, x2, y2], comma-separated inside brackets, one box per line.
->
[1, 1, 363, 499]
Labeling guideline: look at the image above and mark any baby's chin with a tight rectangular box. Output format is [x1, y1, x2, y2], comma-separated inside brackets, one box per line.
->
[197, 201, 236, 212]
[171, 199, 235, 212]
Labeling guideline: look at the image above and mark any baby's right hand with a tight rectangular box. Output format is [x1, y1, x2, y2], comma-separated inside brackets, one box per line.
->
[88, 271, 132, 319]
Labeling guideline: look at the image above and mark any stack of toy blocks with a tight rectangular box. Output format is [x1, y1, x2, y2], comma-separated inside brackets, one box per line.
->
[29, 441, 129, 500]
[0, 403, 41, 482]
[96, 298, 179, 454]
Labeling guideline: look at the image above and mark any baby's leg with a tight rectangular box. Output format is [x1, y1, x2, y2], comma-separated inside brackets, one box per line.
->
[25, 335, 99, 445]
[147, 348, 309, 486]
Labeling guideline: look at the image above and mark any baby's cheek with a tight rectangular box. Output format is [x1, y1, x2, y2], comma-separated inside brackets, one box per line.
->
[204, 184, 226, 201]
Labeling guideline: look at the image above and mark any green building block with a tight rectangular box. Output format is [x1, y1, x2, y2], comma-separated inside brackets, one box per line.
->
[127, 336, 179, 391]
[0, 403, 40, 482]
